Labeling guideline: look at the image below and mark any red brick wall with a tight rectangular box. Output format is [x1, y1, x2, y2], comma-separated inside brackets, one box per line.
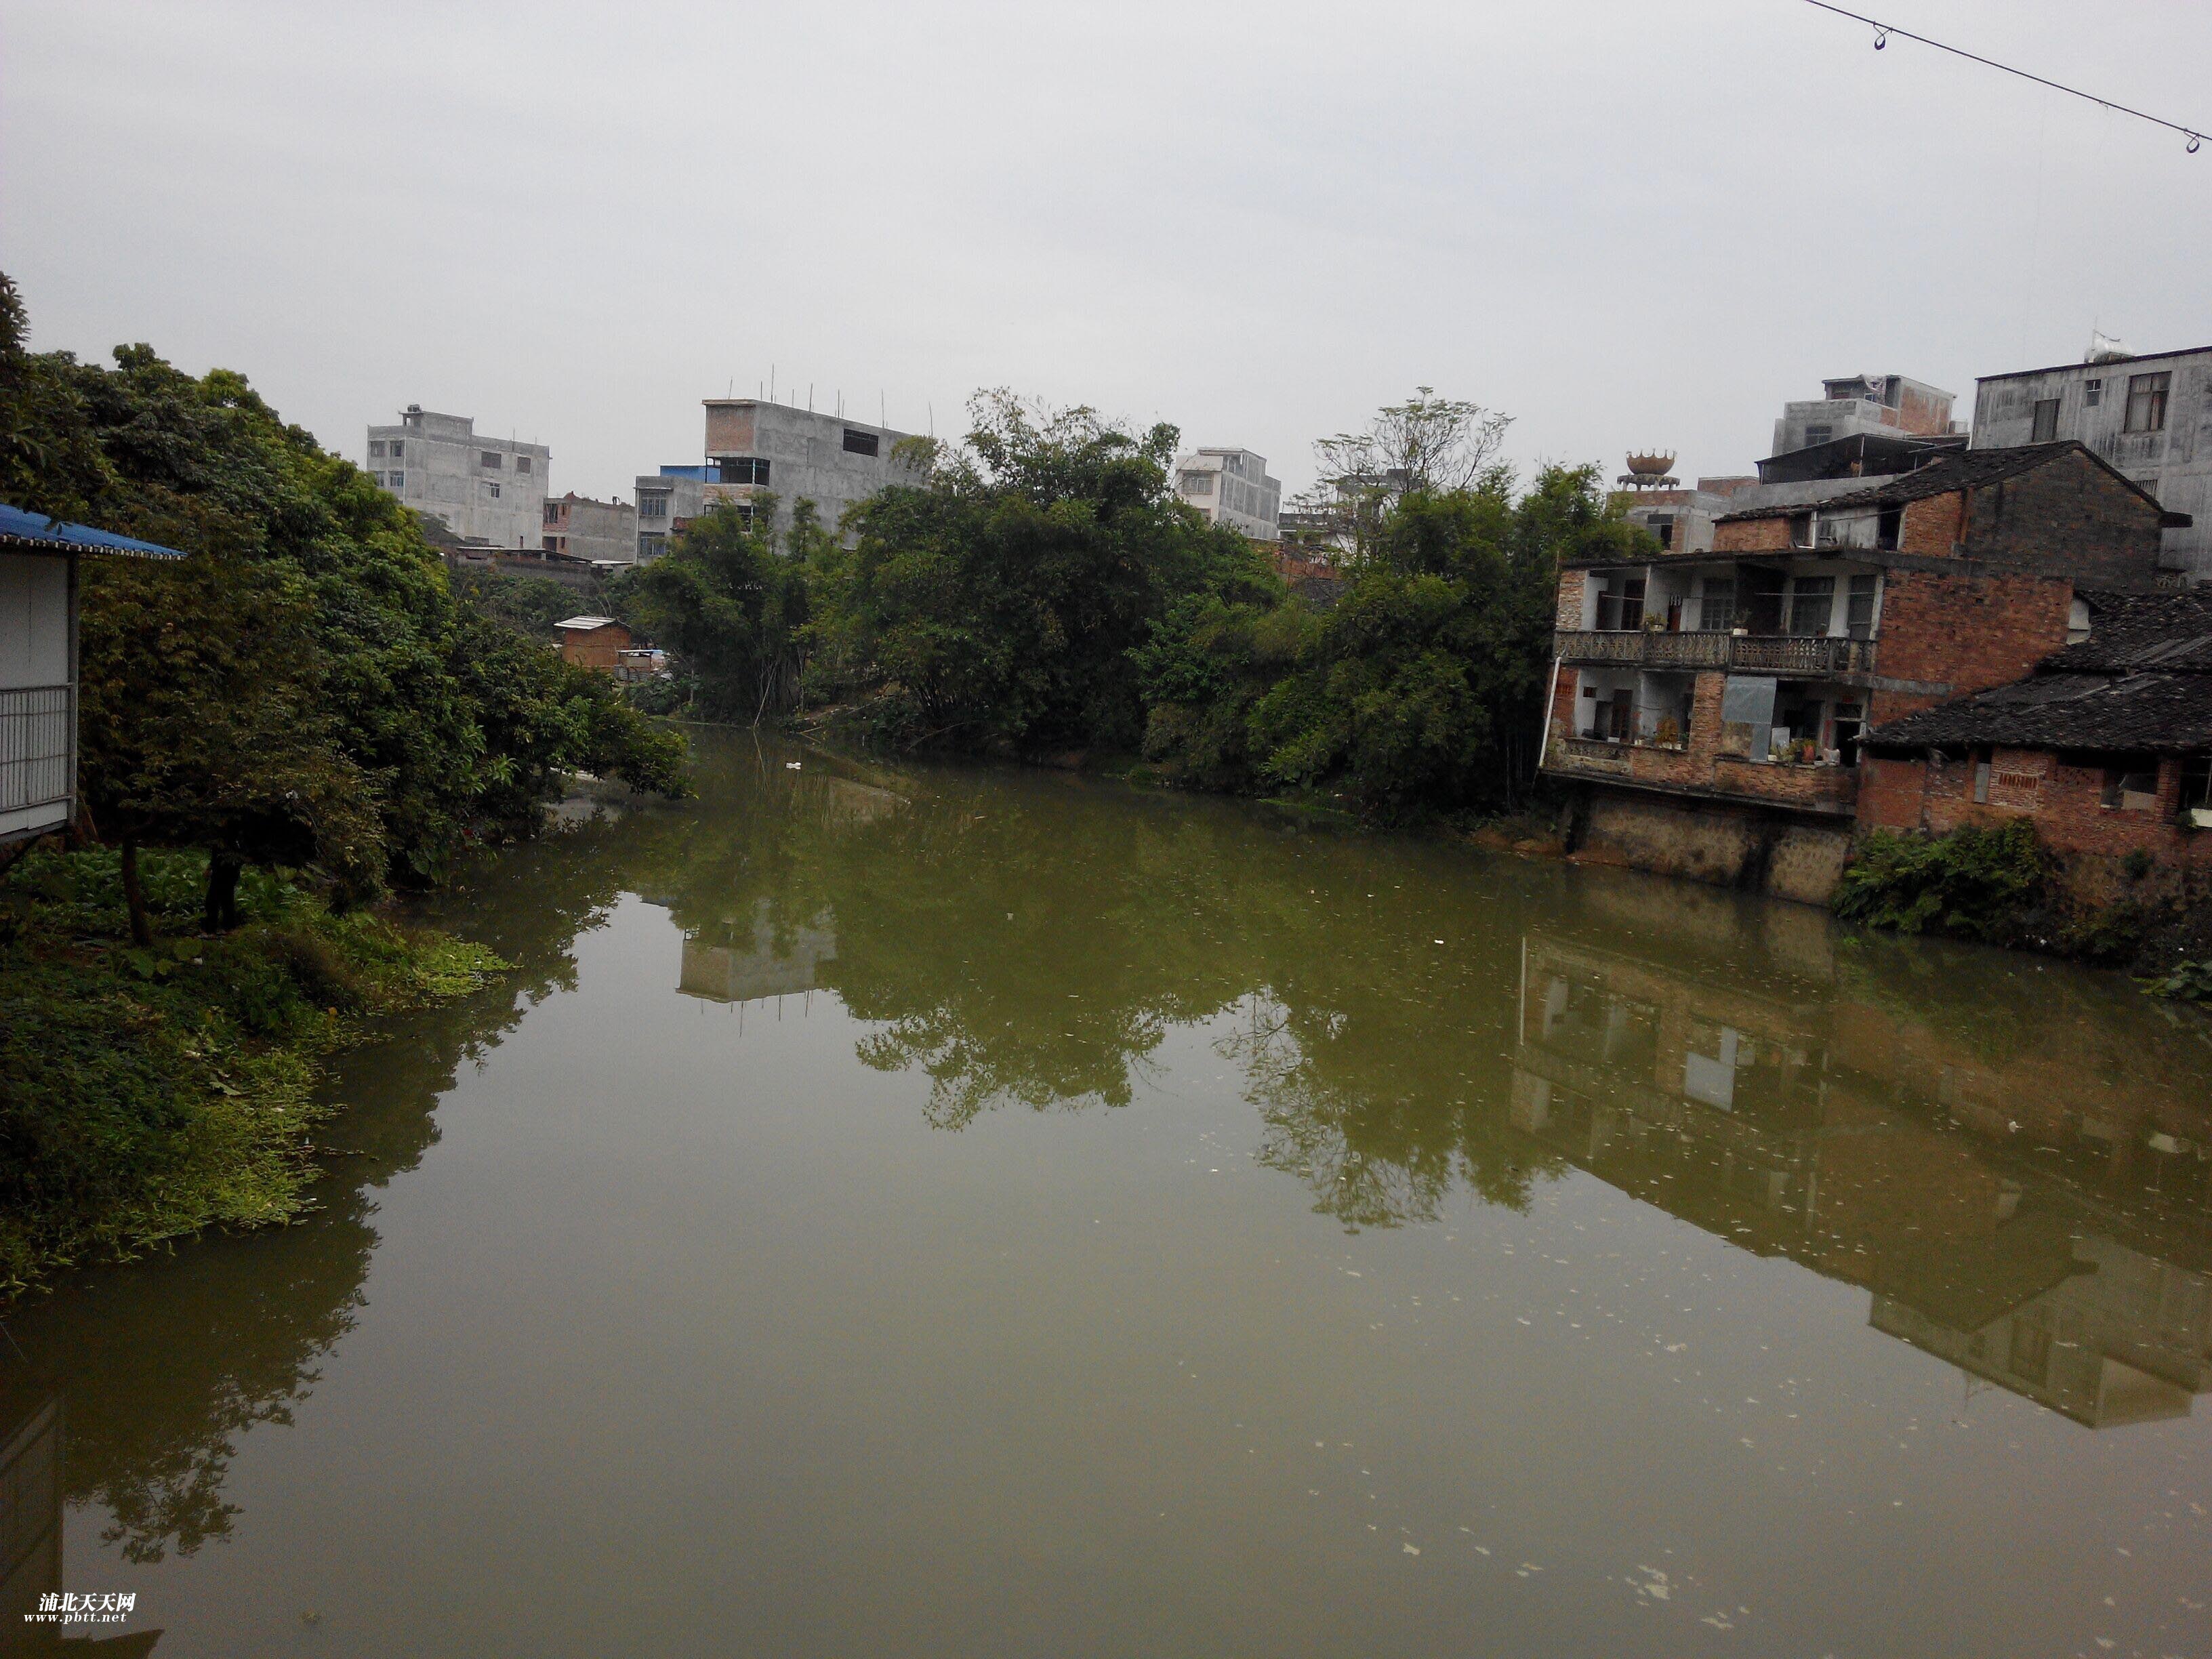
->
[558, 624, 632, 670]
[1858, 745, 2212, 903]
[1712, 516, 1794, 553]
[1867, 569, 2073, 725]
[1896, 493, 1965, 557]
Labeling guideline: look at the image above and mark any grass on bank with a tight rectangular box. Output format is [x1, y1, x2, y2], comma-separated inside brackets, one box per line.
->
[0, 845, 507, 1294]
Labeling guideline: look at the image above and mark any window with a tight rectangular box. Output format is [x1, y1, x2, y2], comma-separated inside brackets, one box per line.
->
[1973, 750, 1992, 804]
[1594, 575, 1646, 631]
[842, 428, 880, 457]
[2125, 371, 2171, 434]
[389, 472, 404, 489]
[719, 457, 770, 486]
[482, 451, 504, 469]
[516, 455, 531, 474]
[1786, 575, 1835, 637]
[2031, 398, 2060, 442]
[638, 533, 668, 560]
[544, 502, 561, 525]
[1877, 506, 1902, 551]
[1181, 472, 1214, 495]
[369, 440, 386, 458]
[2182, 754, 2211, 814]
[489, 483, 501, 499]
[1803, 424, 1832, 448]
[1787, 512, 1813, 549]
[1698, 579, 1736, 632]
[1846, 573, 1878, 640]
[640, 492, 670, 519]
[2102, 758, 2161, 811]
[2084, 377, 2102, 409]
[541, 536, 559, 554]
[1650, 513, 1675, 551]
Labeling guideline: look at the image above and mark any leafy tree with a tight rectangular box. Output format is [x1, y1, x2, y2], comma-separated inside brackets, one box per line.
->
[614, 500, 811, 722]
[808, 391, 1274, 752]
[1290, 387, 1514, 558]
[77, 554, 384, 941]
[0, 273, 114, 521]
[449, 567, 586, 640]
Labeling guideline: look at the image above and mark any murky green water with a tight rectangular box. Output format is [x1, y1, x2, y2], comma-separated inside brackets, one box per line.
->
[8, 730, 2212, 1657]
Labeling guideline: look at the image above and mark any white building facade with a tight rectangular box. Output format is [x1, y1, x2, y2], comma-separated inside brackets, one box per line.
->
[365, 407, 550, 550]
[1173, 448, 1281, 539]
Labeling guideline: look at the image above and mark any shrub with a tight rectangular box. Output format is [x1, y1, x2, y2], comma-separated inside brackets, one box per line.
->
[1834, 820, 2049, 940]
[2143, 960, 2212, 1002]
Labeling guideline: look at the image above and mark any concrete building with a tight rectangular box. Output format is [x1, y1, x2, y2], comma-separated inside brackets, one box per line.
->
[699, 400, 918, 544]
[365, 407, 549, 550]
[1971, 345, 2212, 580]
[634, 467, 715, 562]
[541, 493, 638, 569]
[1172, 449, 1282, 539]
[1771, 373, 1957, 458]
[1, 505, 185, 848]
[1542, 443, 2180, 904]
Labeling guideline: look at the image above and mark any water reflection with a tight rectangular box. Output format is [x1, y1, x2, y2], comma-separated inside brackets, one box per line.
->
[7, 729, 2212, 1641]
[1513, 920, 2212, 1428]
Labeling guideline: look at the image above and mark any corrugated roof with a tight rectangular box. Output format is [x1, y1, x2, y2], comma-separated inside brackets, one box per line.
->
[0, 503, 186, 558]
[553, 615, 622, 631]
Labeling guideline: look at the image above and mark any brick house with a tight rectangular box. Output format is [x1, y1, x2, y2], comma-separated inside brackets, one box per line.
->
[552, 615, 632, 672]
[1542, 443, 2184, 903]
[1860, 589, 2212, 905]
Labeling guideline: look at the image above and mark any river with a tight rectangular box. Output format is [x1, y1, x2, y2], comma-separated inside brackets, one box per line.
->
[7, 729, 2212, 1657]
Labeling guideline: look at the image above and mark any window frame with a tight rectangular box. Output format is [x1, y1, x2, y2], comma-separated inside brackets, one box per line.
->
[2124, 371, 2171, 434]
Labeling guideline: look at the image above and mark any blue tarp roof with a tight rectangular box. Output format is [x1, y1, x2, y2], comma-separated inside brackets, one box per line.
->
[0, 503, 186, 558]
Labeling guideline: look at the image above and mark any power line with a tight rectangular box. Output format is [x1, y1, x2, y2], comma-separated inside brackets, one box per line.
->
[1799, 1, 2203, 152]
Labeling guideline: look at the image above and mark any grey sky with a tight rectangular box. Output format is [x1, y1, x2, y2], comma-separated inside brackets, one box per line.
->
[6, 0, 2208, 505]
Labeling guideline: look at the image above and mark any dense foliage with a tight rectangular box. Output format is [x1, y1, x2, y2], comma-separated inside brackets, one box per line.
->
[1833, 820, 2051, 939]
[803, 394, 1277, 753]
[0, 272, 687, 916]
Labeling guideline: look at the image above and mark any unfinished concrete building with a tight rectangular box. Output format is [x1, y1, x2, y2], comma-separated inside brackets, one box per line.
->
[365, 407, 549, 550]
[699, 400, 919, 544]
[541, 493, 638, 569]
[1172, 448, 1282, 539]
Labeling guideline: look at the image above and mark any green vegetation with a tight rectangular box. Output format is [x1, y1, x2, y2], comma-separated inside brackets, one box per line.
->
[0, 846, 507, 1291]
[1834, 820, 2050, 939]
[2143, 960, 2212, 1002]
[1, 270, 688, 912]
[449, 566, 588, 640]
[623, 388, 1636, 823]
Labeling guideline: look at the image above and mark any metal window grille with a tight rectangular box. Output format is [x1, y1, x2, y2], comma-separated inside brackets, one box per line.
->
[0, 686, 74, 814]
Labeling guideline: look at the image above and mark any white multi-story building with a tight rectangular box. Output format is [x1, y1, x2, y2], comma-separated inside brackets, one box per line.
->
[699, 400, 918, 544]
[1173, 448, 1281, 539]
[1971, 345, 2212, 580]
[365, 407, 549, 550]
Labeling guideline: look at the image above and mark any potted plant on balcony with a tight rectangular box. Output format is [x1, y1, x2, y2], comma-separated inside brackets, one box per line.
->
[1654, 716, 1682, 749]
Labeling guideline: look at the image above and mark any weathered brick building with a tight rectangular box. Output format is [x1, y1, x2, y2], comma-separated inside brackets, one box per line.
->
[1542, 442, 2184, 903]
[1860, 590, 2212, 905]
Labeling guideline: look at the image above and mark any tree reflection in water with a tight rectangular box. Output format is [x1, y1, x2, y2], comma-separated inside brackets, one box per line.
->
[11, 727, 2212, 1586]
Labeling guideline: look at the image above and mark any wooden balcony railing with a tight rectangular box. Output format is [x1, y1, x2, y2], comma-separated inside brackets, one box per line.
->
[1554, 630, 1877, 676]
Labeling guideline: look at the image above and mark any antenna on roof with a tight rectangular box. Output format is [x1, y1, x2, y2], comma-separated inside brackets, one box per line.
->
[770, 365, 777, 403]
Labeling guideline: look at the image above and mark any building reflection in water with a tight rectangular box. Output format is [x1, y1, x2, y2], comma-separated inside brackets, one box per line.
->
[0, 1395, 160, 1654]
[1513, 927, 2212, 1429]
[672, 899, 838, 1012]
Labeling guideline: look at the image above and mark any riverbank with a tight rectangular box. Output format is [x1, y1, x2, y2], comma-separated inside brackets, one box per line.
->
[0, 845, 508, 1294]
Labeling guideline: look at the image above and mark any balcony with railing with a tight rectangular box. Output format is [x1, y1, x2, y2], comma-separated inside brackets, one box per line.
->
[1555, 630, 1877, 676]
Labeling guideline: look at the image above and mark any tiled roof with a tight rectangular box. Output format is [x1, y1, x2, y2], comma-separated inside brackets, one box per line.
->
[0, 503, 186, 558]
[1865, 671, 2212, 754]
[2044, 589, 2212, 674]
[1715, 442, 2174, 523]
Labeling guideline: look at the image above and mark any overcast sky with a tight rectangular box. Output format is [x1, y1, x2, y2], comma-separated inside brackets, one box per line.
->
[5, 1, 2209, 504]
